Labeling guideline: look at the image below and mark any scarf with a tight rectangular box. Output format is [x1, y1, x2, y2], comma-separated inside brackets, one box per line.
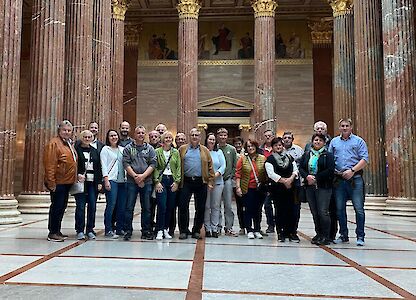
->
[272, 152, 290, 169]
[308, 147, 325, 175]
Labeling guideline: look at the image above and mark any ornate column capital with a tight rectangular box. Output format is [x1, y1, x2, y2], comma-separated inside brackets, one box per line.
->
[308, 18, 333, 45]
[251, 0, 278, 18]
[329, 0, 353, 17]
[112, 0, 131, 21]
[124, 22, 143, 48]
[177, 0, 201, 20]
[238, 124, 252, 132]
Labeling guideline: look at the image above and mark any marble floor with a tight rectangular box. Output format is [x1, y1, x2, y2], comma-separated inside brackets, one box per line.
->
[0, 202, 415, 300]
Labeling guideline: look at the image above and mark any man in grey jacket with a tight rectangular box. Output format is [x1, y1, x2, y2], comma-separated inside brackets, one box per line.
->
[123, 125, 157, 240]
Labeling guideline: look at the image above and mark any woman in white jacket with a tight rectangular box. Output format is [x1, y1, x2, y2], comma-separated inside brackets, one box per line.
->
[100, 130, 126, 238]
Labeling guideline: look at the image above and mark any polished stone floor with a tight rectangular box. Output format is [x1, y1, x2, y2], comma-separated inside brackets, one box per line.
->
[0, 201, 415, 300]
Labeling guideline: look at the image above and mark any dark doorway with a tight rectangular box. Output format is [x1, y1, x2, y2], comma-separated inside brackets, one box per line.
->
[206, 124, 241, 144]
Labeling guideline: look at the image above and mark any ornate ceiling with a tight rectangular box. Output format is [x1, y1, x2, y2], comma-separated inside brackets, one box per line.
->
[127, 0, 332, 21]
[22, 0, 332, 21]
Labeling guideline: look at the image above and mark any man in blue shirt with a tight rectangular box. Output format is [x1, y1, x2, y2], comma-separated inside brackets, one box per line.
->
[328, 118, 369, 246]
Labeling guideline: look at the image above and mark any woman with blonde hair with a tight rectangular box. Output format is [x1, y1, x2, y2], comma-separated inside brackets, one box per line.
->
[153, 131, 181, 240]
[74, 130, 102, 240]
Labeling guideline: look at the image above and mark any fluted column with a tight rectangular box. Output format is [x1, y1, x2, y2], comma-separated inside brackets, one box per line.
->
[63, 0, 93, 136]
[177, 0, 200, 134]
[382, 0, 416, 216]
[308, 18, 334, 135]
[92, 0, 112, 141]
[110, 0, 129, 130]
[330, 0, 355, 125]
[354, 0, 387, 210]
[0, 0, 23, 223]
[18, 0, 66, 213]
[251, 0, 277, 141]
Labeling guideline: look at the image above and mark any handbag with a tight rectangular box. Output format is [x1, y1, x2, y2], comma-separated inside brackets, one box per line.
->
[69, 181, 84, 195]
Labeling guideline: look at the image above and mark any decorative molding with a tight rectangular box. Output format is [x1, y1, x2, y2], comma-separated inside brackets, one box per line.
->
[124, 22, 142, 47]
[251, 0, 278, 18]
[197, 123, 208, 130]
[137, 59, 313, 67]
[239, 124, 252, 132]
[308, 18, 333, 45]
[198, 96, 254, 112]
[112, 0, 131, 21]
[328, 0, 353, 18]
[198, 116, 252, 125]
[177, 0, 201, 19]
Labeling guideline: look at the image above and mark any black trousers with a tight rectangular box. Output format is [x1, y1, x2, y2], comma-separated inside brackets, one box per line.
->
[233, 187, 245, 229]
[48, 184, 71, 234]
[329, 191, 338, 240]
[271, 186, 296, 236]
[168, 189, 181, 234]
[178, 177, 207, 234]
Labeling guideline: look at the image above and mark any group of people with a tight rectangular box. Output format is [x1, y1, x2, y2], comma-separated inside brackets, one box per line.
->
[43, 118, 369, 247]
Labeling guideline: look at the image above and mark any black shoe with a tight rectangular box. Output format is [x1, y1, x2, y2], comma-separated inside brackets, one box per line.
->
[311, 235, 320, 244]
[278, 234, 285, 242]
[205, 231, 212, 238]
[212, 231, 218, 238]
[289, 233, 300, 243]
[317, 237, 331, 245]
[58, 232, 68, 240]
[259, 230, 269, 237]
[186, 230, 192, 236]
[123, 233, 132, 241]
[179, 233, 188, 240]
[192, 232, 202, 240]
[266, 226, 275, 234]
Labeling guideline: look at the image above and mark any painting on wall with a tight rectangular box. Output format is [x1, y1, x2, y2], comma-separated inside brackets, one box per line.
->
[148, 33, 177, 60]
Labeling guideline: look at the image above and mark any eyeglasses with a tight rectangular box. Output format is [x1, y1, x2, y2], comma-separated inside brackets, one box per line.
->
[191, 134, 200, 137]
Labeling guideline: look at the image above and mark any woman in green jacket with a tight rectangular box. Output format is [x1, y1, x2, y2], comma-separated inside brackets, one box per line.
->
[153, 131, 181, 240]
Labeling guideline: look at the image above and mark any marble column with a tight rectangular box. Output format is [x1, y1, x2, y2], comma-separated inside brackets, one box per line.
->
[354, 0, 387, 210]
[63, 0, 93, 136]
[382, 0, 416, 216]
[308, 18, 334, 135]
[0, 0, 23, 223]
[177, 0, 200, 135]
[17, 0, 66, 213]
[92, 0, 112, 142]
[110, 0, 129, 130]
[251, 0, 278, 141]
[329, 0, 355, 125]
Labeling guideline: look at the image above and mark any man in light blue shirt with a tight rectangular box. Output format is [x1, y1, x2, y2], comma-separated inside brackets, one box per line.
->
[328, 118, 369, 246]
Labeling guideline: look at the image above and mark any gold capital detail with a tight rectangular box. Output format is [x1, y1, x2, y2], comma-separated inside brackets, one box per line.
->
[251, 0, 278, 18]
[112, 0, 130, 21]
[329, 0, 353, 18]
[308, 19, 333, 45]
[125, 22, 142, 48]
[177, 0, 201, 20]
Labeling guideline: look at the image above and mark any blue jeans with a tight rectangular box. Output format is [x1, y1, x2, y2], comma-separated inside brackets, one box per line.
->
[243, 188, 264, 233]
[74, 182, 97, 233]
[156, 175, 176, 231]
[126, 182, 152, 234]
[104, 181, 126, 233]
[335, 175, 365, 239]
[263, 193, 274, 227]
[48, 184, 71, 234]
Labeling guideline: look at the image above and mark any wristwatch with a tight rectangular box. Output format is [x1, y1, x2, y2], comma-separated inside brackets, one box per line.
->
[351, 168, 356, 173]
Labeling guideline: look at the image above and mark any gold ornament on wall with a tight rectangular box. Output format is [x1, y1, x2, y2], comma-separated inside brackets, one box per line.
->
[112, 0, 130, 21]
[328, 0, 353, 18]
[124, 22, 143, 48]
[251, 0, 278, 18]
[308, 18, 333, 45]
[177, 0, 201, 20]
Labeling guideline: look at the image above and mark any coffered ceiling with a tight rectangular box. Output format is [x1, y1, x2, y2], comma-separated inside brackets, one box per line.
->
[127, 0, 332, 21]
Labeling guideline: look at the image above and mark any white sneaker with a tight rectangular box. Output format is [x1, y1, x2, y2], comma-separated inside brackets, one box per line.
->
[76, 232, 85, 240]
[87, 232, 96, 240]
[105, 231, 119, 239]
[163, 229, 172, 239]
[156, 230, 164, 240]
[247, 232, 255, 239]
[254, 232, 263, 239]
